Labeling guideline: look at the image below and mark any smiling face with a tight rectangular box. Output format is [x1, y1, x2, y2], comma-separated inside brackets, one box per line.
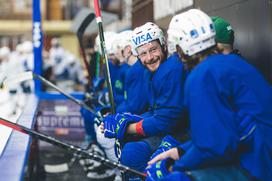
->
[137, 40, 165, 72]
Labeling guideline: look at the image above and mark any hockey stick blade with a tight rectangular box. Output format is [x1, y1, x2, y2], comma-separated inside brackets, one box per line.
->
[77, 13, 95, 38]
[0, 117, 146, 178]
[76, 13, 95, 86]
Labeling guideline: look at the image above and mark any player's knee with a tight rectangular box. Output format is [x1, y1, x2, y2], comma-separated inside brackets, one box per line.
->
[121, 141, 152, 171]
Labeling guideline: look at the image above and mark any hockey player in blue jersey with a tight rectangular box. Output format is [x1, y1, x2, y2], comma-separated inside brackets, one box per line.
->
[86, 30, 150, 180]
[101, 22, 188, 179]
[115, 30, 149, 115]
[80, 32, 117, 148]
[79, 32, 126, 180]
[107, 32, 129, 107]
[146, 14, 239, 165]
[95, 31, 127, 107]
[146, 9, 272, 181]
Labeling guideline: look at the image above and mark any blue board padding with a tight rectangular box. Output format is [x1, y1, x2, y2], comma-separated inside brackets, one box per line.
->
[0, 95, 39, 181]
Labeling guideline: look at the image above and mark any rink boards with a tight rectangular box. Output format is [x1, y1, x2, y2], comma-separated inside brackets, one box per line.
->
[0, 94, 86, 180]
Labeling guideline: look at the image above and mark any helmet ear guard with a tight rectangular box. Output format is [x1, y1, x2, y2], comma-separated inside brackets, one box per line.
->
[167, 9, 216, 56]
[131, 22, 165, 56]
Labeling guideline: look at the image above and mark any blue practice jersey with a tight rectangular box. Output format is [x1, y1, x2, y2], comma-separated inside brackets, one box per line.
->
[173, 54, 272, 181]
[116, 60, 149, 114]
[141, 53, 187, 136]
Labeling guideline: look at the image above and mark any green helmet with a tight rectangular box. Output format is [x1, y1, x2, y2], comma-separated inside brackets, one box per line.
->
[211, 16, 234, 45]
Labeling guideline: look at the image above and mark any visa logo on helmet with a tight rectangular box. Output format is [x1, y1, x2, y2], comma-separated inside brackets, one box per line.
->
[132, 33, 152, 46]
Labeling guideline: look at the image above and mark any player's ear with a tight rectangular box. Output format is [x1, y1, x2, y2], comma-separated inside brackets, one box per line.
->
[160, 44, 167, 55]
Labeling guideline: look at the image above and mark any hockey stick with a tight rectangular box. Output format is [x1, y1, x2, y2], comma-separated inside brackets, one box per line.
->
[0, 117, 146, 178]
[94, 0, 115, 114]
[76, 13, 96, 87]
[93, 0, 124, 171]
[2, 72, 103, 122]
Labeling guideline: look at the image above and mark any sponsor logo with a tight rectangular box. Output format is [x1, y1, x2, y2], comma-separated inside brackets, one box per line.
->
[132, 32, 152, 46]
[37, 115, 84, 128]
[33, 22, 42, 48]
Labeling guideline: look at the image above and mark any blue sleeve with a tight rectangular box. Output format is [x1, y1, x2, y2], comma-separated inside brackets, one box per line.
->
[113, 75, 126, 106]
[113, 89, 125, 106]
[107, 62, 124, 106]
[142, 69, 185, 136]
[116, 69, 148, 114]
[116, 100, 127, 113]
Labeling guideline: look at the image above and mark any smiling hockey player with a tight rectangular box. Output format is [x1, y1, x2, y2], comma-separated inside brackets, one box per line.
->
[102, 22, 188, 180]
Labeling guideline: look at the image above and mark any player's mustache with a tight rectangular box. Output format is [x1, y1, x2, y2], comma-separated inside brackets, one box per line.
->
[145, 58, 159, 65]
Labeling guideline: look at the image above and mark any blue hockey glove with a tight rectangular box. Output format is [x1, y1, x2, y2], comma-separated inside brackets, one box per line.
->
[103, 114, 117, 138]
[103, 113, 142, 140]
[150, 136, 181, 160]
[145, 157, 174, 180]
[116, 113, 143, 140]
[121, 112, 143, 122]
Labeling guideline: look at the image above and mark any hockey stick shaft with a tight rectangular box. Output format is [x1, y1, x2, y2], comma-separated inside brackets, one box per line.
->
[0, 117, 146, 178]
[94, 0, 116, 114]
[2, 72, 102, 122]
[77, 13, 96, 87]
[32, 73, 102, 122]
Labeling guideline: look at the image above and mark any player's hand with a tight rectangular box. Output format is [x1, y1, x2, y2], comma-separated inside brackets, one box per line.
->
[148, 147, 180, 165]
[150, 136, 180, 161]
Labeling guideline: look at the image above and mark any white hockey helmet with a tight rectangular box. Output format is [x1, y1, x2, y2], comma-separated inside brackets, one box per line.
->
[167, 9, 216, 56]
[0, 46, 11, 57]
[115, 30, 133, 50]
[131, 22, 165, 55]
[16, 44, 23, 53]
[95, 31, 118, 55]
[21, 41, 33, 54]
[0, 46, 10, 62]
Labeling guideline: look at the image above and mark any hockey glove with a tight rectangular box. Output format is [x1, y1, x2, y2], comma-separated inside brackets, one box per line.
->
[103, 113, 143, 140]
[145, 157, 174, 180]
[150, 136, 181, 160]
[121, 112, 143, 122]
[103, 114, 117, 138]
